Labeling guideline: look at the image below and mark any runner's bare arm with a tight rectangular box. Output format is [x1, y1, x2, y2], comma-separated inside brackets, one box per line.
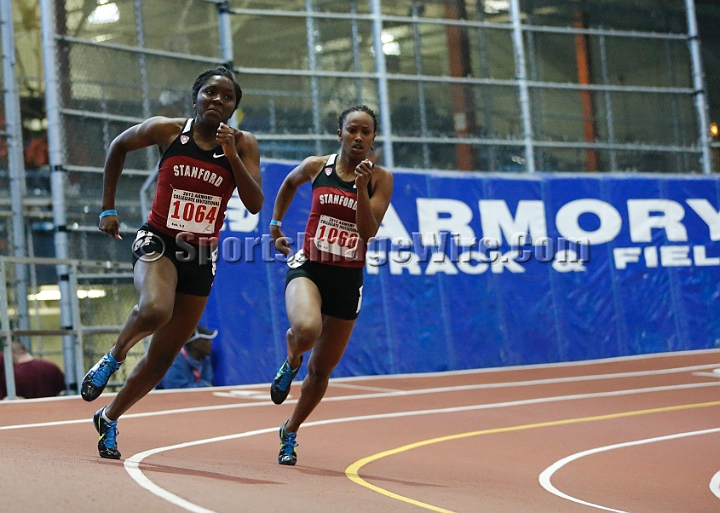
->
[270, 155, 327, 254]
[99, 117, 185, 240]
[217, 126, 263, 214]
[355, 165, 393, 241]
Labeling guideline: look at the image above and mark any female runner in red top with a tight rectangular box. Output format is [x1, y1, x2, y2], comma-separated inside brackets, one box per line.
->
[81, 67, 263, 459]
[269, 105, 394, 465]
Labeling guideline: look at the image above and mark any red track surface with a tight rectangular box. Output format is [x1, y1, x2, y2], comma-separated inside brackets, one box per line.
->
[2, 349, 720, 513]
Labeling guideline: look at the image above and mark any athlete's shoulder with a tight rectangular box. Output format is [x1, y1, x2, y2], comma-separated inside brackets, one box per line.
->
[371, 162, 390, 175]
[371, 162, 392, 181]
[116, 116, 185, 150]
[291, 154, 332, 183]
[370, 163, 393, 194]
[140, 116, 186, 141]
[144, 116, 186, 131]
[304, 154, 333, 167]
[295, 154, 330, 173]
[232, 128, 258, 146]
[154, 117, 190, 151]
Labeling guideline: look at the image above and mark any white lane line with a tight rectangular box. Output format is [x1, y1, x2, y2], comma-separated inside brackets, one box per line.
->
[693, 372, 720, 378]
[1, 351, 717, 407]
[126, 387, 720, 513]
[710, 471, 720, 499]
[3, 358, 718, 511]
[3, 380, 720, 431]
[211, 390, 270, 399]
[327, 364, 720, 397]
[539, 427, 720, 512]
[124, 406, 524, 513]
[0, 361, 714, 412]
[328, 382, 403, 392]
[331, 348, 720, 382]
[0, 383, 272, 404]
[0, 418, 90, 430]
[125, 426, 278, 513]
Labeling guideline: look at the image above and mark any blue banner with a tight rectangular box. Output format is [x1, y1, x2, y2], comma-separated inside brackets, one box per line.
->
[203, 161, 720, 385]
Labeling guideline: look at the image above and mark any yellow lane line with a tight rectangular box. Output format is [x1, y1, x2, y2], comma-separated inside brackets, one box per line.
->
[345, 400, 720, 513]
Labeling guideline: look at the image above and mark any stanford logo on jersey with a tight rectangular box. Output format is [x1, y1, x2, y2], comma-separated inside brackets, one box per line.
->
[324, 167, 332, 175]
[181, 135, 189, 144]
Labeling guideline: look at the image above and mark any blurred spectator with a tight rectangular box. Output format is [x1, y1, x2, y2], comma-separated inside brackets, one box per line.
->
[25, 136, 49, 168]
[157, 325, 217, 389]
[0, 341, 66, 399]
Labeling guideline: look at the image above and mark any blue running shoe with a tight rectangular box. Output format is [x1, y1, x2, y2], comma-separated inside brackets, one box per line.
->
[270, 355, 303, 405]
[278, 421, 298, 465]
[93, 408, 121, 459]
[81, 351, 122, 402]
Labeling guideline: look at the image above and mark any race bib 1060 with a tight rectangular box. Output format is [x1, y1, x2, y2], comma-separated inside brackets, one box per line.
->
[167, 189, 221, 234]
[313, 215, 359, 258]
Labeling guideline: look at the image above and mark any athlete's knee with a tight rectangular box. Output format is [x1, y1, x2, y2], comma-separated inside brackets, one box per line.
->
[135, 301, 172, 330]
[306, 363, 333, 383]
[288, 320, 321, 348]
[143, 351, 176, 379]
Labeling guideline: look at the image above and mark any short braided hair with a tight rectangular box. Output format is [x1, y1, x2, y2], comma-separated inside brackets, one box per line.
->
[338, 105, 377, 133]
[191, 66, 243, 110]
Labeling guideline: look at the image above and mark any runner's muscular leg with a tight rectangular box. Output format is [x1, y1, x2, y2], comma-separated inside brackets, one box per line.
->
[104, 292, 208, 419]
[285, 315, 355, 432]
[109, 257, 178, 362]
[284, 277, 322, 370]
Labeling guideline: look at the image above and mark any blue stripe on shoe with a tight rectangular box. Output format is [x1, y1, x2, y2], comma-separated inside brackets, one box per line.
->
[276, 361, 295, 390]
[91, 353, 121, 387]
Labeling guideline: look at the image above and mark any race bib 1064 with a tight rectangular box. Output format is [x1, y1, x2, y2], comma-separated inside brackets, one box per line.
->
[313, 215, 359, 258]
[167, 189, 221, 234]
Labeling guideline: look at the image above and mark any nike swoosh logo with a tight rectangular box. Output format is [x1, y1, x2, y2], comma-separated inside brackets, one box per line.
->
[213, 153, 225, 158]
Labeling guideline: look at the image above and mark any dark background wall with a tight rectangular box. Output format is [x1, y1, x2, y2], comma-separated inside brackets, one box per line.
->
[698, 0, 720, 125]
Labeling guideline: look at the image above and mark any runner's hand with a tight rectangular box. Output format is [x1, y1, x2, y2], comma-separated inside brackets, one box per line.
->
[99, 215, 122, 240]
[271, 225, 291, 255]
[216, 122, 237, 157]
[354, 159, 374, 190]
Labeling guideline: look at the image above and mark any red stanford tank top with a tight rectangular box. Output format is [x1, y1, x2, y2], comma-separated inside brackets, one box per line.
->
[148, 118, 236, 244]
[302, 154, 372, 268]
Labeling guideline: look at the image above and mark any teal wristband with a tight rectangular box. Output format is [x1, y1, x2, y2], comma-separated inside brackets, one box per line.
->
[99, 209, 118, 219]
[269, 219, 282, 227]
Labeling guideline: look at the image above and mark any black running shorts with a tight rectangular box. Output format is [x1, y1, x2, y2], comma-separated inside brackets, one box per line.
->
[285, 251, 364, 321]
[131, 223, 217, 297]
